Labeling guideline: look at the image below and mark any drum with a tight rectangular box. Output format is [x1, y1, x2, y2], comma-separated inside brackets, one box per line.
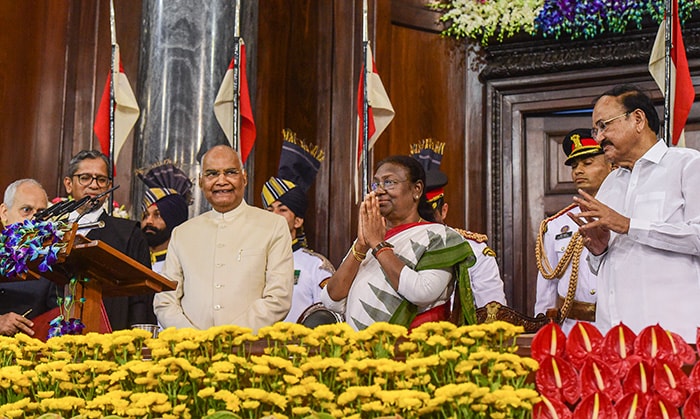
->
[296, 303, 344, 328]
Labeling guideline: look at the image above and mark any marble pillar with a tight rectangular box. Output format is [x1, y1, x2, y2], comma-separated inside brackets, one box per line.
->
[132, 0, 257, 216]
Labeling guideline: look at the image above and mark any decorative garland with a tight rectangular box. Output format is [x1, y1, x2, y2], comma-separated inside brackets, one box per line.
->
[428, 0, 700, 46]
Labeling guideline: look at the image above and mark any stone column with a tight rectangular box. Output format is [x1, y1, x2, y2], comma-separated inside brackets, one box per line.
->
[132, 0, 257, 216]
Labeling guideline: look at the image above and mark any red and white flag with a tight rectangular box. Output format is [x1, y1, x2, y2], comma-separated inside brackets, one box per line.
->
[93, 44, 140, 165]
[214, 40, 256, 164]
[648, 0, 695, 146]
[355, 45, 395, 201]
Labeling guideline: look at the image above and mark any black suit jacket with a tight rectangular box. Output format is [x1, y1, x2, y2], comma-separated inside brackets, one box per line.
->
[0, 277, 58, 319]
[86, 212, 156, 330]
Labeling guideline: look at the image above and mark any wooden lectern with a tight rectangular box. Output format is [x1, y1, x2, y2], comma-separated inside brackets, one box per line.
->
[30, 224, 177, 334]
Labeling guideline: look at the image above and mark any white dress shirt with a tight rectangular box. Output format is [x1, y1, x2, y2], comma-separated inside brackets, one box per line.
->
[590, 141, 700, 342]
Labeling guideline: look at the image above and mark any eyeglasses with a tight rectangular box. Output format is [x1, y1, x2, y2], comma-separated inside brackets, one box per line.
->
[370, 179, 407, 191]
[592, 111, 630, 138]
[72, 173, 110, 187]
[202, 168, 242, 180]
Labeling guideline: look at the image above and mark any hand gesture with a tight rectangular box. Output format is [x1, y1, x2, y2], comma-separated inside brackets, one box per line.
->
[569, 189, 629, 255]
[360, 191, 386, 249]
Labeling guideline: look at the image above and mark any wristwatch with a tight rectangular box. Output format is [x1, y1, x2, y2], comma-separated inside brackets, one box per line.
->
[372, 241, 394, 257]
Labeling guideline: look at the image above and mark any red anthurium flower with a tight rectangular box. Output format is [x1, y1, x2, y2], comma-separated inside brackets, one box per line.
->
[644, 394, 681, 419]
[567, 322, 604, 369]
[537, 354, 582, 405]
[601, 323, 637, 376]
[580, 357, 623, 401]
[682, 391, 700, 419]
[688, 362, 700, 393]
[635, 324, 676, 365]
[532, 322, 567, 362]
[533, 394, 574, 419]
[666, 330, 696, 367]
[572, 392, 617, 419]
[622, 360, 654, 400]
[615, 392, 648, 419]
[653, 361, 689, 407]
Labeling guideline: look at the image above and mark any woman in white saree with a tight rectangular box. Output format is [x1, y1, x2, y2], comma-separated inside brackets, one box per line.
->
[320, 156, 477, 331]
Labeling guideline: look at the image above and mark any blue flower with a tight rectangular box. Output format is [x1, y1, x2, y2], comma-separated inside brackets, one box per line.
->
[0, 220, 69, 277]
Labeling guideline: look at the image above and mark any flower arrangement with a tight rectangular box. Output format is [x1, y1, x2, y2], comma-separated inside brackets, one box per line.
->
[0, 321, 540, 418]
[530, 321, 700, 417]
[428, 0, 700, 45]
[0, 219, 69, 277]
[47, 277, 87, 339]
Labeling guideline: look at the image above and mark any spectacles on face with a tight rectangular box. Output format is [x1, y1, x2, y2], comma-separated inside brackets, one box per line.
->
[370, 179, 407, 192]
[592, 111, 630, 138]
[72, 173, 110, 187]
[202, 168, 242, 180]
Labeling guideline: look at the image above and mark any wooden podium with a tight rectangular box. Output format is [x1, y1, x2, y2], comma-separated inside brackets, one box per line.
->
[31, 225, 176, 334]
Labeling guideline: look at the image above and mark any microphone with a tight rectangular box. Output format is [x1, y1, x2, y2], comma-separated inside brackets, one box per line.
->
[34, 199, 79, 221]
[36, 185, 121, 222]
[82, 185, 121, 210]
[73, 185, 120, 224]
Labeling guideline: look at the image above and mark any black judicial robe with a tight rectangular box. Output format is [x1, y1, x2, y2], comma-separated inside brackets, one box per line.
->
[86, 212, 157, 330]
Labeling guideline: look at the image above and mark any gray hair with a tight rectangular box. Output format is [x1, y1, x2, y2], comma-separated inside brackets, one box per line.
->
[66, 150, 111, 177]
[3, 179, 47, 208]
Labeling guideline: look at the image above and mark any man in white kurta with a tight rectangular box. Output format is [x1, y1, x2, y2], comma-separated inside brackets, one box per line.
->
[154, 145, 294, 333]
[574, 86, 700, 342]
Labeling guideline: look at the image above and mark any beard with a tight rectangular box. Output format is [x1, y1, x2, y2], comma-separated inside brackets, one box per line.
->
[143, 226, 170, 248]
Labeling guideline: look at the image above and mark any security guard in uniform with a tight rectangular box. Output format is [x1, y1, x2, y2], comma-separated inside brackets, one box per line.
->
[534, 128, 612, 334]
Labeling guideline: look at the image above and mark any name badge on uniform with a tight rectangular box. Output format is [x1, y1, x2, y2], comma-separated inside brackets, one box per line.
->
[555, 225, 573, 240]
[294, 269, 300, 285]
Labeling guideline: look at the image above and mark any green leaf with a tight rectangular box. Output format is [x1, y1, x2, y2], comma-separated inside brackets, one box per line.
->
[203, 411, 241, 419]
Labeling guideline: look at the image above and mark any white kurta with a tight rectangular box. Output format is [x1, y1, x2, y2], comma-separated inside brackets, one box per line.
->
[590, 141, 700, 342]
[153, 201, 294, 333]
[284, 248, 335, 323]
[535, 205, 598, 334]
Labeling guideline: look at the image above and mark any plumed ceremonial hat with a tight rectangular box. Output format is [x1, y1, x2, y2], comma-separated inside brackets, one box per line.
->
[261, 129, 325, 218]
[562, 128, 604, 166]
[410, 138, 447, 206]
[137, 162, 193, 231]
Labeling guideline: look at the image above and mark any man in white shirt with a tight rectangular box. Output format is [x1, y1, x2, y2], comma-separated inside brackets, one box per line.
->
[535, 129, 611, 334]
[572, 85, 700, 342]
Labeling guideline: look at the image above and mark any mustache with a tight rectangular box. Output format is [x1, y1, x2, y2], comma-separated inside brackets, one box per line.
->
[142, 226, 162, 235]
[600, 139, 612, 148]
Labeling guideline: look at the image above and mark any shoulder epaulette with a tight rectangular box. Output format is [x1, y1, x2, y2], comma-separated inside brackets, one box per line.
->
[544, 203, 579, 223]
[302, 248, 336, 274]
[454, 228, 488, 243]
[541, 203, 579, 234]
